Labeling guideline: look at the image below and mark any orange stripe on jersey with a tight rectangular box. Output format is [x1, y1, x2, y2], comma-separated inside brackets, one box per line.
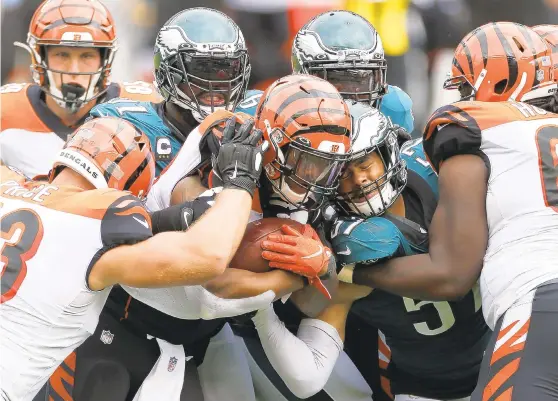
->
[47, 351, 76, 401]
[0, 84, 50, 133]
[378, 335, 392, 370]
[380, 376, 394, 400]
[491, 319, 530, 365]
[482, 358, 520, 401]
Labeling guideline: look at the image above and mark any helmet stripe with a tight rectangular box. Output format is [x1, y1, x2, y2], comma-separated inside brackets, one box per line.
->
[492, 22, 519, 90]
[473, 28, 489, 68]
[274, 90, 342, 122]
[123, 152, 153, 191]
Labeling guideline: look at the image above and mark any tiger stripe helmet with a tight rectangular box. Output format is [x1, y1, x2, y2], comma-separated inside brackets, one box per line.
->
[444, 22, 556, 103]
[50, 117, 155, 199]
[21, 0, 117, 113]
[533, 25, 558, 83]
[254, 74, 352, 208]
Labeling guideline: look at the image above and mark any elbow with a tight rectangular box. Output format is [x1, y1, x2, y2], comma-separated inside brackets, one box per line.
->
[202, 251, 229, 279]
[203, 276, 232, 298]
[435, 281, 471, 300]
[285, 377, 326, 399]
[433, 271, 479, 301]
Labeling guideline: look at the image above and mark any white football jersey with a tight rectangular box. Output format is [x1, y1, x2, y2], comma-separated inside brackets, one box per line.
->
[0, 82, 161, 178]
[424, 101, 558, 329]
[0, 167, 152, 401]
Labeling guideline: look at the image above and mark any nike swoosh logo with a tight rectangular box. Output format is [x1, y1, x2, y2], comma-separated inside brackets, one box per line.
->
[229, 161, 238, 180]
[337, 246, 351, 256]
[301, 245, 323, 259]
[132, 215, 149, 229]
[183, 210, 192, 228]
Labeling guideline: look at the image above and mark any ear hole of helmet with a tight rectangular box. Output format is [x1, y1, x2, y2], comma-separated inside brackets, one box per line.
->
[494, 79, 508, 94]
[512, 37, 526, 53]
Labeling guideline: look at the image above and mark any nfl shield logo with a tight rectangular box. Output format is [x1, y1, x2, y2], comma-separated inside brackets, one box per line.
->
[168, 356, 178, 372]
[100, 330, 114, 345]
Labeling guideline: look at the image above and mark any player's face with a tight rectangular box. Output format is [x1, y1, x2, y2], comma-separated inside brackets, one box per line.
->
[339, 151, 386, 201]
[178, 82, 227, 107]
[45, 46, 102, 90]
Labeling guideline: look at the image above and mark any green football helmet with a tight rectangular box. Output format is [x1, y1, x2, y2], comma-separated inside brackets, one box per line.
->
[292, 10, 387, 106]
[154, 8, 251, 122]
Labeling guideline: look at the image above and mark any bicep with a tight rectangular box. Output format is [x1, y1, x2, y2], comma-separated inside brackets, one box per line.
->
[429, 154, 489, 289]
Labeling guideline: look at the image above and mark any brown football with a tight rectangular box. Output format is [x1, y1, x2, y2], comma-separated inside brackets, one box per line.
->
[229, 217, 307, 273]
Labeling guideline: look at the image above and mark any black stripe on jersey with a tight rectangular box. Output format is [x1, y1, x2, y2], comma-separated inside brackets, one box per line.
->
[492, 22, 519, 91]
[274, 90, 341, 121]
[473, 28, 489, 68]
[517, 24, 541, 88]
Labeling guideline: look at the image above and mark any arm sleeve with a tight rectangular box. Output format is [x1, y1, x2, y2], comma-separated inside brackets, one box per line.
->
[195, 286, 277, 320]
[86, 194, 153, 289]
[146, 127, 204, 212]
[251, 304, 343, 398]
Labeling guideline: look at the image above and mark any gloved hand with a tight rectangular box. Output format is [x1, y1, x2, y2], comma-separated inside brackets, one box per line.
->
[213, 116, 269, 198]
[261, 225, 333, 299]
[149, 188, 221, 233]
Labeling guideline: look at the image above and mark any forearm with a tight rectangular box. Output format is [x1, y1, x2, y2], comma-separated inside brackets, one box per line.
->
[97, 188, 253, 289]
[252, 305, 343, 398]
[186, 188, 253, 266]
[204, 269, 304, 300]
[353, 254, 472, 300]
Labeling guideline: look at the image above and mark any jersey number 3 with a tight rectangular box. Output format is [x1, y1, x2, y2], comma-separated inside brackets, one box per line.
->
[0, 209, 44, 303]
[536, 125, 558, 212]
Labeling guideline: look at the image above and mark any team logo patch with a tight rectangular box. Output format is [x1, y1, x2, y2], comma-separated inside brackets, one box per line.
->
[168, 356, 178, 372]
[155, 136, 173, 161]
[100, 330, 114, 345]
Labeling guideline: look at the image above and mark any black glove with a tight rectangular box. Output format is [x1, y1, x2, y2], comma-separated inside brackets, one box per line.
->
[149, 189, 220, 234]
[393, 124, 412, 147]
[213, 116, 269, 197]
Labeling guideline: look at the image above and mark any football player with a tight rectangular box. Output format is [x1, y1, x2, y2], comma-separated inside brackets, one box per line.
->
[335, 22, 558, 401]
[36, 8, 256, 401]
[257, 100, 489, 401]
[0, 115, 267, 401]
[0, 0, 161, 178]
[127, 74, 360, 401]
[235, 10, 415, 143]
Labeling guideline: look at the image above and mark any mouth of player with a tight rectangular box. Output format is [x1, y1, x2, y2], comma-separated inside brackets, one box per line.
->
[199, 93, 226, 107]
[353, 186, 379, 204]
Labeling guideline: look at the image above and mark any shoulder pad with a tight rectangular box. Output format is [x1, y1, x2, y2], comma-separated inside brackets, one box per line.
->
[90, 98, 154, 119]
[330, 216, 411, 266]
[235, 89, 264, 117]
[400, 138, 439, 197]
[0, 83, 47, 132]
[422, 101, 554, 172]
[117, 81, 162, 103]
[380, 85, 414, 133]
